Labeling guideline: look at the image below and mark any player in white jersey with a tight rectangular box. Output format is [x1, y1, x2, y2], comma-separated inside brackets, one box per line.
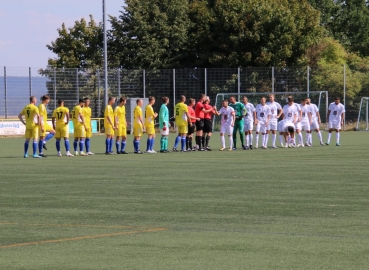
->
[293, 102, 304, 147]
[266, 94, 283, 148]
[326, 97, 345, 146]
[282, 96, 298, 147]
[241, 96, 256, 150]
[255, 97, 271, 149]
[306, 98, 324, 146]
[299, 98, 312, 146]
[214, 99, 235, 151]
[278, 119, 296, 147]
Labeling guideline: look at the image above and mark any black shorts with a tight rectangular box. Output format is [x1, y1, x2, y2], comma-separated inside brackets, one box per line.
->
[195, 119, 204, 131]
[203, 119, 213, 133]
[188, 123, 196, 135]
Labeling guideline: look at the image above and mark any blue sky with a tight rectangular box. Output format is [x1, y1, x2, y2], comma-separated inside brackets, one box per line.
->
[0, 0, 123, 69]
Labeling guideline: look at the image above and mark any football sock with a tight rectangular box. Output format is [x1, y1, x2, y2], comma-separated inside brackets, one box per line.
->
[298, 133, 303, 145]
[56, 140, 61, 152]
[74, 140, 78, 152]
[271, 134, 276, 146]
[186, 137, 189, 150]
[306, 133, 310, 144]
[265, 134, 269, 146]
[150, 138, 155, 151]
[106, 139, 109, 153]
[262, 134, 266, 147]
[279, 135, 284, 145]
[79, 140, 84, 152]
[160, 136, 165, 151]
[220, 135, 225, 148]
[245, 135, 249, 147]
[255, 134, 259, 146]
[45, 133, 54, 142]
[229, 136, 233, 149]
[134, 140, 140, 152]
[239, 131, 244, 146]
[121, 140, 126, 152]
[164, 137, 168, 150]
[317, 131, 323, 143]
[309, 133, 312, 144]
[109, 138, 113, 152]
[205, 136, 210, 148]
[249, 134, 253, 146]
[85, 138, 91, 152]
[24, 141, 29, 154]
[174, 136, 180, 148]
[146, 138, 150, 151]
[38, 140, 43, 153]
[189, 137, 193, 149]
[233, 133, 237, 148]
[65, 140, 70, 151]
[201, 136, 205, 147]
[336, 132, 340, 143]
[116, 140, 120, 152]
[327, 133, 332, 143]
[181, 136, 186, 151]
[33, 142, 37, 155]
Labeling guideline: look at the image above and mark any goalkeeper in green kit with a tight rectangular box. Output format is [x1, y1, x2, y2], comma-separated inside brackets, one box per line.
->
[229, 96, 246, 150]
[159, 96, 170, 153]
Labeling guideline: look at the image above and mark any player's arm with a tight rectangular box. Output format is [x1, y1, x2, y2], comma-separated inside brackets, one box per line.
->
[316, 111, 321, 124]
[231, 111, 236, 127]
[293, 112, 297, 124]
[18, 112, 26, 126]
[253, 110, 257, 123]
[308, 111, 312, 124]
[65, 112, 70, 125]
[213, 107, 220, 116]
[327, 109, 331, 124]
[254, 111, 259, 125]
[266, 112, 271, 125]
[341, 111, 345, 126]
[297, 108, 302, 122]
[52, 116, 56, 129]
[277, 107, 283, 119]
[79, 112, 87, 130]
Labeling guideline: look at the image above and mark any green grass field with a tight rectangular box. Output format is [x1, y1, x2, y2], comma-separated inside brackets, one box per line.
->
[0, 132, 368, 269]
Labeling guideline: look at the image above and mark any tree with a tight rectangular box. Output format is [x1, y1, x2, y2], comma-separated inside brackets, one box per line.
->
[109, 0, 191, 69]
[187, 0, 323, 67]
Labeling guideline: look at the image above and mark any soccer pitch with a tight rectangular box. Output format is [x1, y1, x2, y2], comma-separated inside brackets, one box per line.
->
[0, 132, 368, 269]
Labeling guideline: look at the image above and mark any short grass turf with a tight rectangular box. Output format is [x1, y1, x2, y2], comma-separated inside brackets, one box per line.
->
[0, 132, 368, 269]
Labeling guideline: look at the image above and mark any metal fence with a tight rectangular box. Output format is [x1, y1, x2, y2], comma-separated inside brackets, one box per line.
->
[0, 66, 368, 128]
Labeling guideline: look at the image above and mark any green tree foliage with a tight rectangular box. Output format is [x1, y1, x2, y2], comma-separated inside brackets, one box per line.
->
[109, 0, 191, 69]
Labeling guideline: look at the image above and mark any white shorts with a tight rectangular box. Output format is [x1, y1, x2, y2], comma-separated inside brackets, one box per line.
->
[243, 121, 253, 132]
[161, 127, 169, 136]
[256, 122, 268, 133]
[300, 121, 310, 131]
[268, 121, 278, 131]
[328, 121, 342, 130]
[311, 120, 319, 130]
[220, 125, 234, 135]
[295, 122, 302, 131]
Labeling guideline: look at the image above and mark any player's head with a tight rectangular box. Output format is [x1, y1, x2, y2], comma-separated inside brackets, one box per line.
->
[241, 96, 248, 104]
[57, 99, 64, 106]
[229, 96, 236, 104]
[287, 96, 294, 104]
[222, 99, 229, 107]
[334, 97, 341, 104]
[162, 96, 169, 104]
[260, 96, 266, 105]
[306, 98, 311, 105]
[301, 98, 307, 105]
[79, 98, 85, 106]
[41, 94, 50, 104]
[30, 96, 37, 104]
[108, 97, 116, 105]
[204, 96, 210, 104]
[84, 97, 90, 107]
[188, 98, 195, 106]
[199, 94, 206, 102]
[149, 96, 155, 105]
[181, 95, 186, 102]
[287, 126, 295, 134]
[136, 98, 143, 106]
[269, 94, 275, 102]
[119, 96, 126, 105]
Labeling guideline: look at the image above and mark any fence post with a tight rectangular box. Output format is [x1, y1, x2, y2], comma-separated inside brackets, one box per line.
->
[117, 69, 121, 97]
[272, 67, 274, 93]
[76, 68, 79, 102]
[237, 67, 241, 100]
[173, 69, 176, 113]
[143, 69, 146, 98]
[343, 64, 346, 131]
[205, 68, 207, 96]
[4, 66, 7, 119]
[29, 67, 32, 97]
[98, 69, 101, 117]
[307, 66, 310, 97]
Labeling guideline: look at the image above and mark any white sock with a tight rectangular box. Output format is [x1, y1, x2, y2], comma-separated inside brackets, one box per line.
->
[229, 136, 233, 149]
[308, 133, 312, 144]
[249, 134, 253, 146]
[265, 134, 269, 146]
[318, 131, 323, 143]
[327, 133, 332, 143]
[306, 133, 309, 144]
[279, 135, 284, 145]
[221, 136, 225, 148]
[245, 135, 249, 147]
[261, 134, 265, 146]
[272, 134, 276, 146]
[298, 133, 303, 145]
[255, 134, 259, 146]
[336, 132, 340, 143]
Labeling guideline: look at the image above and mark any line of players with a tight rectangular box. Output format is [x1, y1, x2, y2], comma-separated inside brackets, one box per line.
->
[18, 93, 345, 157]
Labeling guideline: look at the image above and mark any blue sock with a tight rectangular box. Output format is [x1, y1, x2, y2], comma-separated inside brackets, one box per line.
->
[38, 140, 43, 153]
[181, 136, 186, 151]
[33, 142, 37, 155]
[116, 140, 120, 152]
[85, 138, 90, 152]
[134, 140, 140, 152]
[73, 140, 78, 152]
[174, 136, 180, 148]
[109, 138, 113, 152]
[56, 140, 61, 151]
[45, 133, 54, 142]
[121, 140, 126, 152]
[79, 140, 84, 152]
[65, 140, 70, 151]
[150, 138, 155, 151]
[146, 138, 150, 151]
[24, 141, 29, 154]
[105, 139, 109, 153]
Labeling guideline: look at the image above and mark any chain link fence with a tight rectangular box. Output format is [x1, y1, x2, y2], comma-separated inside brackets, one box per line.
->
[1, 66, 368, 129]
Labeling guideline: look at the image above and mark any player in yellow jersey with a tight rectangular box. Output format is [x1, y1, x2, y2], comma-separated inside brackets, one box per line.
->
[82, 98, 94, 155]
[52, 99, 73, 157]
[71, 99, 88, 156]
[38, 95, 55, 157]
[133, 99, 144, 154]
[104, 97, 116, 154]
[174, 95, 192, 152]
[18, 96, 42, 158]
[145, 96, 158, 153]
[114, 96, 128, 154]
